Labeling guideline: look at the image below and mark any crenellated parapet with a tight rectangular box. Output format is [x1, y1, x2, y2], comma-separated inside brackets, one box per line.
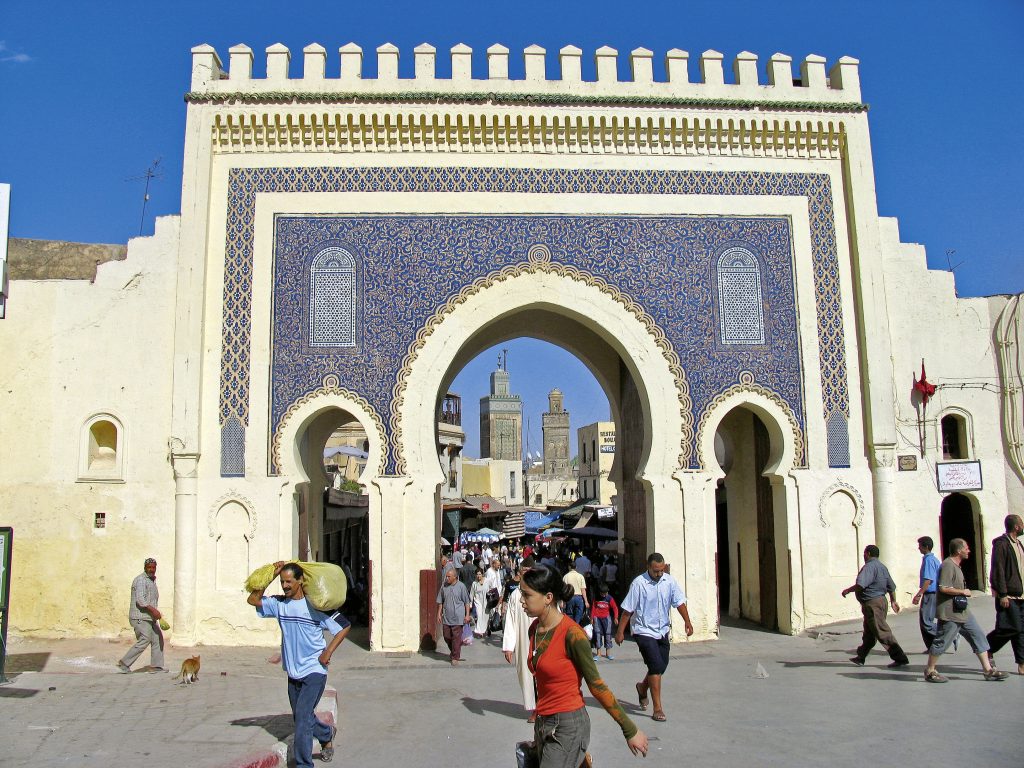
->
[188, 42, 862, 109]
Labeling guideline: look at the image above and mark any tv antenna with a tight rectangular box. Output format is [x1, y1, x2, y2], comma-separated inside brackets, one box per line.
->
[945, 249, 965, 273]
[126, 158, 164, 236]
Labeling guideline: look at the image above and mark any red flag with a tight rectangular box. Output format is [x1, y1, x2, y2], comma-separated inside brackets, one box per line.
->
[913, 360, 936, 404]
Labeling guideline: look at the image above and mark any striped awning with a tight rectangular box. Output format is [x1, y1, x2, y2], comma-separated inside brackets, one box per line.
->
[501, 509, 525, 539]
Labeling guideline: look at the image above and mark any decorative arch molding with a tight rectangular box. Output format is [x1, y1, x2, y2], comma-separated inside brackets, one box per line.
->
[272, 375, 388, 477]
[391, 251, 693, 475]
[695, 371, 805, 471]
[208, 492, 258, 540]
[818, 481, 866, 529]
[77, 410, 128, 482]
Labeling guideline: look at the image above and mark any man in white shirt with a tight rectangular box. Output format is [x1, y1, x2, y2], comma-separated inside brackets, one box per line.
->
[483, 558, 504, 635]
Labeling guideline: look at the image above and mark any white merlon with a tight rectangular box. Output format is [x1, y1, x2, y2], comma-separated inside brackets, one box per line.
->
[595, 46, 618, 83]
[829, 56, 861, 101]
[451, 43, 472, 81]
[377, 43, 400, 81]
[524, 44, 546, 81]
[190, 42, 864, 105]
[630, 48, 654, 83]
[665, 49, 689, 85]
[487, 44, 509, 80]
[303, 44, 326, 81]
[339, 43, 363, 82]
[190, 44, 223, 89]
[801, 54, 827, 90]
[560, 46, 582, 83]
[414, 44, 436, 80]
[734, 51, 758, 87]
[266, 43, 290, 81]
[768, 53, 793, 88]
[700, 50, 725, 86]
[228, 44, 253, 82]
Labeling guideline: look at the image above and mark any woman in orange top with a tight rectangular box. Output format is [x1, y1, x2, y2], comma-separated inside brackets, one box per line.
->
[521, 564, 648, 767]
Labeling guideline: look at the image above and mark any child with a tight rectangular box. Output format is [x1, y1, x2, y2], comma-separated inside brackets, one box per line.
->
[590, 582, 619, 660]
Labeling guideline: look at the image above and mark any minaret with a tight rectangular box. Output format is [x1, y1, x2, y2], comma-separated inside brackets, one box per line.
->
[542, 388, 570, 475]
[479, 352, 523, 461]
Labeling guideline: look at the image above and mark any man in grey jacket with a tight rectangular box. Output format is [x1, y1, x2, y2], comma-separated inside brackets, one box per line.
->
[117, 557, 165, 673]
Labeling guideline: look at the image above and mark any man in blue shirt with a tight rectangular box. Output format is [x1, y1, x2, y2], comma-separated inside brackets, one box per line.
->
[614, 553, 693, 723]
[912, 536, 942, 651]
[248, 562, 350, 767]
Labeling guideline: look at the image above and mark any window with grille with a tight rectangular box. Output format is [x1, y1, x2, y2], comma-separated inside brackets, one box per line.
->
[309, 247, 357, 348]
[716, 247, 766, 345]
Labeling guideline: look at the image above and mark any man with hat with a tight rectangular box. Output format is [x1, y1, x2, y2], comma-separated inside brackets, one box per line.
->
[117, 557, 166, 673]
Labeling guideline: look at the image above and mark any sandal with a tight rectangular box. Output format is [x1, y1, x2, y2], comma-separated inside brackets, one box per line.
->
[321, 725, 337, 762]
[652, 711, 667, 722]
[635, 682, 648, 711]
[924, 670, 947, 683]
[984, 668, 1009, 681]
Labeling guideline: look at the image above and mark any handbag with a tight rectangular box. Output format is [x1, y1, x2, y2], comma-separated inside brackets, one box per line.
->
[515, 741, 539, 768]
[486, 587, 500, 610]
[489, 610, 504, 632]
[952, 594, 969, 613]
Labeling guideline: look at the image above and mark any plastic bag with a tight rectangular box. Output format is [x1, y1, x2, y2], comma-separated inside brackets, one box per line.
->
[461, 624, 474, 645]
[244, 561, 348, 611]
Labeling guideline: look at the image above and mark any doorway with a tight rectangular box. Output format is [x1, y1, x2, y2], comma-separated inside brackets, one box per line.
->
[940, 493, 984, 591]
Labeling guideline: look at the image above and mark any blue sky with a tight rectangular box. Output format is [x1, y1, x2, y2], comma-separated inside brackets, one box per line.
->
[2, 1, 1021, 455]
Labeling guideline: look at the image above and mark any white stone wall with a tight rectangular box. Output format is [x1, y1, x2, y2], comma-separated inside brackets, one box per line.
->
[0, 217, 179, 638]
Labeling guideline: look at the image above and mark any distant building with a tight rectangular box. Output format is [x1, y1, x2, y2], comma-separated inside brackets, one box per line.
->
[479, 366, 522, 461]
[438, 392, 465, 501]
[578, 422, 615, 505]
[463, 457, 523, 505]
[542, 388, 571, 475]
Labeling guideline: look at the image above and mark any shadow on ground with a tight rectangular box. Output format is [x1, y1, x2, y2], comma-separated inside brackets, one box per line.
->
[4, 652, 50, 673]
[231, 713, 294, 740]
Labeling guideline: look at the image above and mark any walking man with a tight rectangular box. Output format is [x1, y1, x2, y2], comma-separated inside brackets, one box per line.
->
[248, 562, 349, 766]
[986, 514, 1024, 675]
[842, 545, 910, 668]
[911, 536, 941, 651]
[614, 553, 693, 723]
[501, 557, 537, 721]
[436, 567, 471, 666]
[117, 557, 166, 673]
[924, 539, 1008, 683]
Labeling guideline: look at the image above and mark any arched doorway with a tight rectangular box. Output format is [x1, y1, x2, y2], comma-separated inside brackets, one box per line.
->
[940, 493, 985, 591]
[274, 391, 388, 645]
[698, 390, 800, 634]
[397, 267, 691, 651]
[715, 408, 778, 629]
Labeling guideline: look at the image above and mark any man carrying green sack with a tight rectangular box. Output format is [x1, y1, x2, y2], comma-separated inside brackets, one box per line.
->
[248, 561, 350, 766]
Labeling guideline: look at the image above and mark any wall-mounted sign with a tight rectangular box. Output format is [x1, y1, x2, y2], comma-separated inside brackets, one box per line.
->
[937, 460, 982, 493]
[600, 445, 616, 454]
[898, 455, 918, 472]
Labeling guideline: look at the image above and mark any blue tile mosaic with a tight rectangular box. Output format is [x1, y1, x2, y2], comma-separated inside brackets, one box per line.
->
[218, 167, 849, 474]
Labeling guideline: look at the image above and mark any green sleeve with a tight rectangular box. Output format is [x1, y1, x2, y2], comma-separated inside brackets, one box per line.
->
[564, 624, 638, 740]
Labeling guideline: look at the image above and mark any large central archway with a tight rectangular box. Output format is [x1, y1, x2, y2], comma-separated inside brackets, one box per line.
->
[391, 263, 693, 651]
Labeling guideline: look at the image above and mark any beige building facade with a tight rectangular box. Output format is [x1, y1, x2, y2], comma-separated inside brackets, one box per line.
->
[578, 421, 616, 506]
[2, 40, 1023, 650]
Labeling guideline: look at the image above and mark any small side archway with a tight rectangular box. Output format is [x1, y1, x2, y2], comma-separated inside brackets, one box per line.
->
[697, 386, 801, 633]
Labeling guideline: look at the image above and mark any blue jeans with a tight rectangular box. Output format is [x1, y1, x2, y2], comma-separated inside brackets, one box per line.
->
[287, 672, 333, 768]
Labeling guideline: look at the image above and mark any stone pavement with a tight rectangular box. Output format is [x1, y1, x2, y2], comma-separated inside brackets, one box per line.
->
[2, 597, 1022, 768]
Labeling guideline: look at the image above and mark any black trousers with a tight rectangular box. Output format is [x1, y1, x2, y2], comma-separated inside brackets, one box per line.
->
[986, 598, 1024, 664]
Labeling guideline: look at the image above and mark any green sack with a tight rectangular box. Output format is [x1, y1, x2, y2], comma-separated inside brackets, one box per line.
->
[244, 561, 348, 612]
[300, 561, 348, 612]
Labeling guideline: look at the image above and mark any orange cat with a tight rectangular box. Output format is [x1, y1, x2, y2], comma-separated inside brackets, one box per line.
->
[174, 655, 200, 685]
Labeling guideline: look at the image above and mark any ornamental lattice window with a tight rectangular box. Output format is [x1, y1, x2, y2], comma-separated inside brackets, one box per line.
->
[309, 246, 357, 348]
[716, 247, 765, 345]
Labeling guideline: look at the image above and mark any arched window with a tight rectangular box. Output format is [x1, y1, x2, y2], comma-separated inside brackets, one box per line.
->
[941, 413, 969, 460]
[309, 246, 357, 348]
[78, 413, 125, 481]
[716, 247, 765, 345]
[221, 415, 245, 477]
